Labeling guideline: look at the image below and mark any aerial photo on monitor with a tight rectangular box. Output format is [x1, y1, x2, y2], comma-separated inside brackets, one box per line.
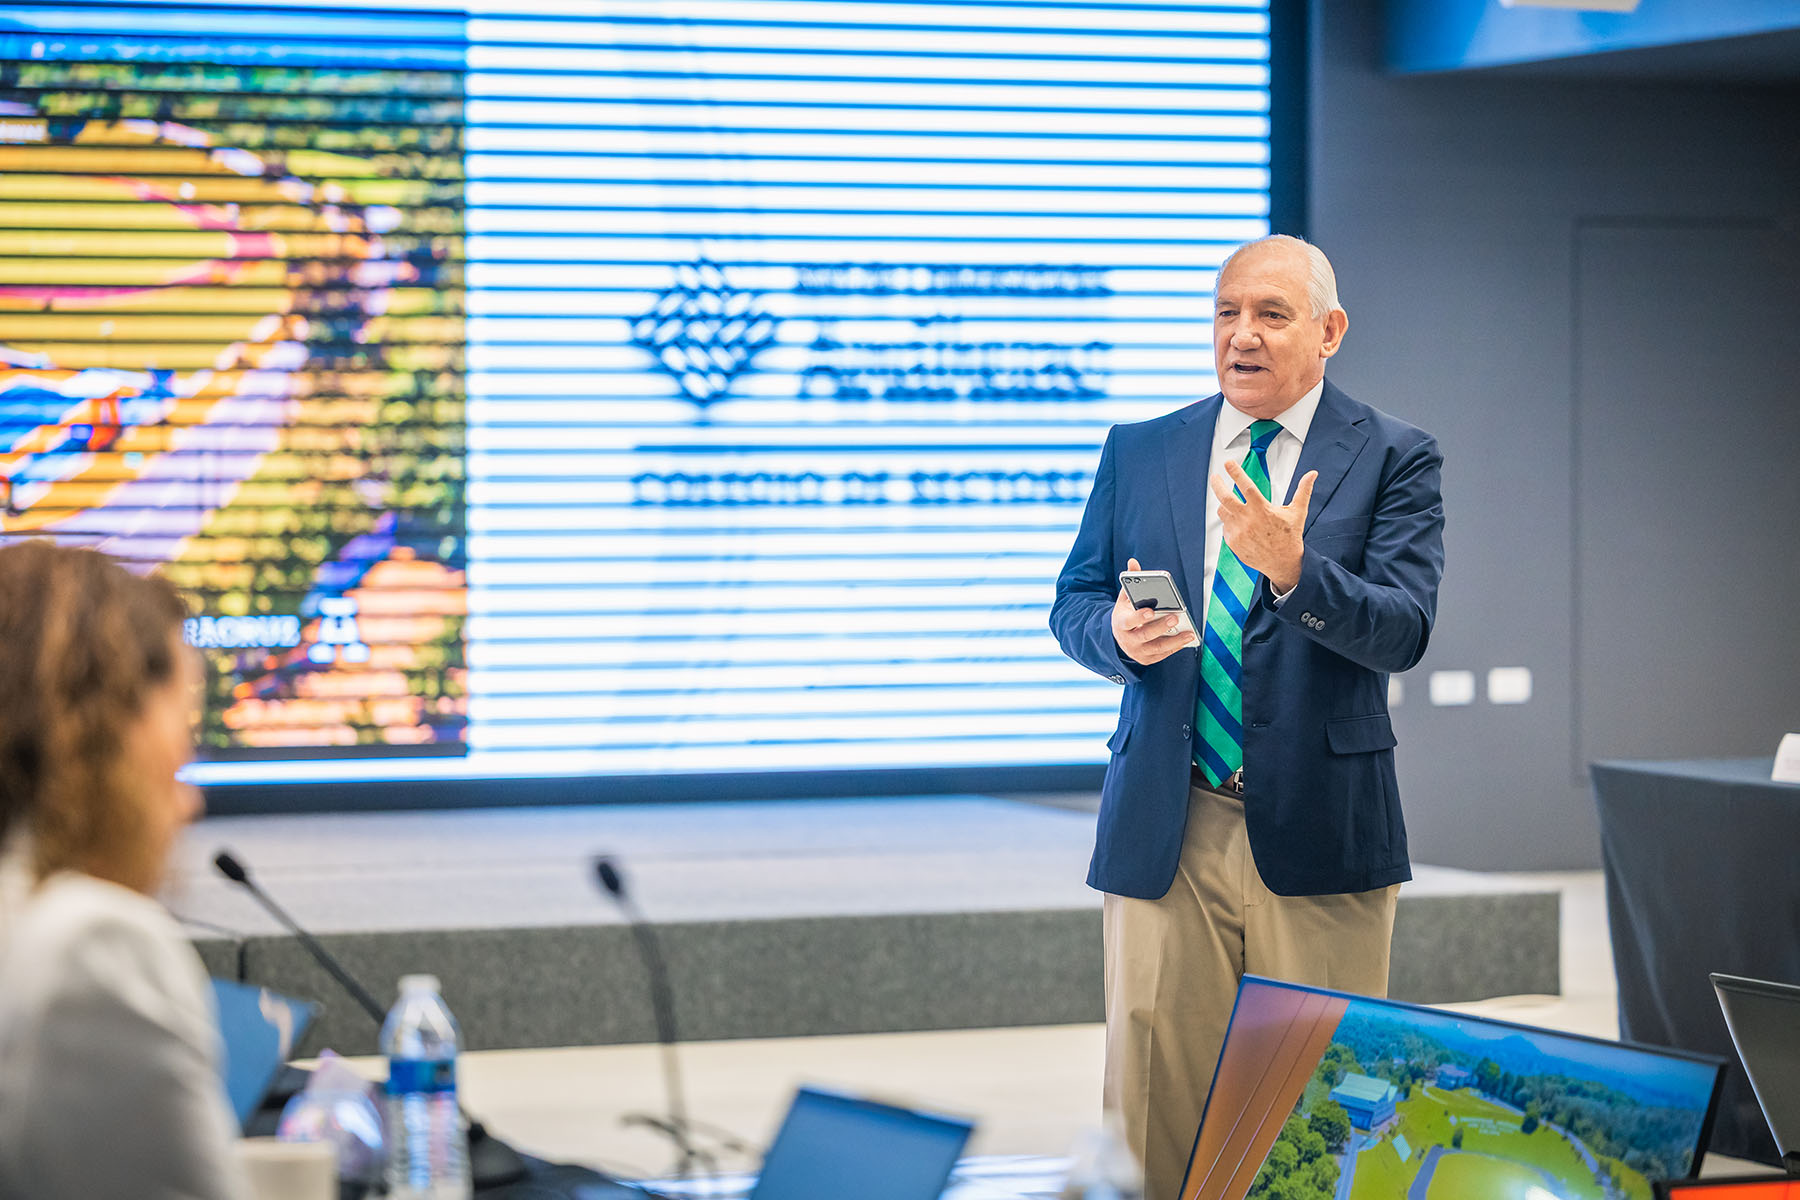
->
[1245, 1001, 1715, 1200]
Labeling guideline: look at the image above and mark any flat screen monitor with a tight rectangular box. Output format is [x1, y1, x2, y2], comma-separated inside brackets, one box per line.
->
[1181, 976, 1726, 1200]
[749, 1086, 972, 1200]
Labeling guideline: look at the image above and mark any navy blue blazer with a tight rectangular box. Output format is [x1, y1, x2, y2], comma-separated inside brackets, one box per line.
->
[1049, 381, 1445, 899]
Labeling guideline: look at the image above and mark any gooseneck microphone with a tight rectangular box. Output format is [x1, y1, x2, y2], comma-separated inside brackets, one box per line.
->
[593, 855, 709, 1179]
[212, 848, 529, 1190]
[212, 851, 384, 1023]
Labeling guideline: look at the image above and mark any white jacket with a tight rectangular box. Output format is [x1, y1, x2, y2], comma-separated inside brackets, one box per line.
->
[0, 871, 248, 1200]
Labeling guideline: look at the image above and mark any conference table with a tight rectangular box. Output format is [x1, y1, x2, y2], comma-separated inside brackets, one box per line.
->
[643, 1157, 1068, 1199]
[460, 1155, 1067, 1199]
[339, 1145, 1070, 1199]
[327, 1154, 1065, 1199]
[1593, 757, 1800, 1164]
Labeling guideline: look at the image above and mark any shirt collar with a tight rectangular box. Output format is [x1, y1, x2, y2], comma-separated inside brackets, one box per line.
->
[1218, 377, 1325, 446]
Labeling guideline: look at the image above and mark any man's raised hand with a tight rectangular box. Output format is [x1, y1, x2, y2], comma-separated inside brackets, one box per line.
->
[1111, 557, 1197, 666]
[1211, 463, 1315, 595]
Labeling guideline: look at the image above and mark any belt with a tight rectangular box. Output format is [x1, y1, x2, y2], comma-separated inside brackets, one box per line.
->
[1191, 763, 1245, 795]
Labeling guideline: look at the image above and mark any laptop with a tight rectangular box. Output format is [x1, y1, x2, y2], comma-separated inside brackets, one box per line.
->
[210, 976, 317, 1129]
[748, 1086, 973, 1200]
[1712, 973, 1800, 1170]
[1181, 975, 1726, 1200]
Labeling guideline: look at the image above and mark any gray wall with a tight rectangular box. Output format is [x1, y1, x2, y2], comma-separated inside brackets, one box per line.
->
[1308, 0, 1800, 869]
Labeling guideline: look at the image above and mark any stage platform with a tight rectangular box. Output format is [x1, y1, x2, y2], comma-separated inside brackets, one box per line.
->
[168, 796, 1559, 1058]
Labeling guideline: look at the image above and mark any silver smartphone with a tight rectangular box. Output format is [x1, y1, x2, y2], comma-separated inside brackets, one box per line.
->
[1119, 569, 1197, 640]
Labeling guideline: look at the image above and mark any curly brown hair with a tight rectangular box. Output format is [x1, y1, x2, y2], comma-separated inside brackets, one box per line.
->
[0, 540, 189, 882]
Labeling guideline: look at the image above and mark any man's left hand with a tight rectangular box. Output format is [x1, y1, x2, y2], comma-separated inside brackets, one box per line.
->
[1210, 462, 1317, 595]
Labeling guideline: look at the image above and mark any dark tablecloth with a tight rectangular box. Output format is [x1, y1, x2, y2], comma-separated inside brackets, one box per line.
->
[1593, 757, 1800, 1164]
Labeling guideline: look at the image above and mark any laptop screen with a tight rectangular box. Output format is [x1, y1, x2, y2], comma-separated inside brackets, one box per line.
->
[1182, 976, 1725, 1200]
[211, 977, 316, 1129]
[1713, 973, 1800, 1159]
[750, 1087, 972, 1200]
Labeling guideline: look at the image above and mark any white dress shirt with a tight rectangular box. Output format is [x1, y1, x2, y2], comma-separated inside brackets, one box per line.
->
[1201, 378, 1323, 609]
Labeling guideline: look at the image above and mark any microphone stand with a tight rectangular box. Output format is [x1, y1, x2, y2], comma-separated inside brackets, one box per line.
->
[593, 856, 743, 1182]
[212, 853, 384, 1020]
[212, 850, 528, 1190]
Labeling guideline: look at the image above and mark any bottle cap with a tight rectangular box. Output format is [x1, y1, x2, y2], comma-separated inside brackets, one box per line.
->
[398, 974, 440, 994]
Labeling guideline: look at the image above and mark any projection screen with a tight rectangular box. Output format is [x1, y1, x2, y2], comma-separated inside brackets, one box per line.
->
[0, 0, 1277, 791]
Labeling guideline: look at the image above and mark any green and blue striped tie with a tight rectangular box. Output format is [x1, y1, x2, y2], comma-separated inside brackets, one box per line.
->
[1194, 418, 1283, 787]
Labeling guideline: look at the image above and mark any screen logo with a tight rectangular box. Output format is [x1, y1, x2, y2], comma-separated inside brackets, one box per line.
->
[631, 258, 780, 413]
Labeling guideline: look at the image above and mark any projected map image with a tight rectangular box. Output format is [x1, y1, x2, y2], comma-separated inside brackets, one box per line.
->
[0, 38, 467, 755]
[1249, 1003, 1714, 1200]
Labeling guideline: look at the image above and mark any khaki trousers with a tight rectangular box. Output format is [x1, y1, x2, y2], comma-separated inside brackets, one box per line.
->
[1102, 784, 1399, 1200]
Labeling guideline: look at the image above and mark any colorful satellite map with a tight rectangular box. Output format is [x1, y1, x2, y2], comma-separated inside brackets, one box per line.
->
[0, 45, 468, 755]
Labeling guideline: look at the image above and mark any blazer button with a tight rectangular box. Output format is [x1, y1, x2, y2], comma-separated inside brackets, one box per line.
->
[1180, 724, 1192, 740]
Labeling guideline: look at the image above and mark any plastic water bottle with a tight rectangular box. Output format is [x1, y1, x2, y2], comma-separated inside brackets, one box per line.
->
[276, 1051, 384, 1186]
[1060, 1111, 1144, 1200]
[381, 974, 471, 1200]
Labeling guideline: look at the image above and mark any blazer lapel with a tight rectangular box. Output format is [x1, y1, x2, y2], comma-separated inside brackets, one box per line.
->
[1162, 394, 1221, 613]
[1288, 380, 1368, 531]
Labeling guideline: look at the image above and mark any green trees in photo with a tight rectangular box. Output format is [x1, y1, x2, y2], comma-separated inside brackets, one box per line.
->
[1309, 1099, 1352, 1153]
[1249, 1116, 1339, 1200]
[1476, 1058, 1502, 1094]
[1314, 1044, 1359, 1088]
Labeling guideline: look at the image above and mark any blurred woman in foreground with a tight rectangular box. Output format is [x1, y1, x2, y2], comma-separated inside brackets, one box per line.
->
[0, 539, 246, 1199]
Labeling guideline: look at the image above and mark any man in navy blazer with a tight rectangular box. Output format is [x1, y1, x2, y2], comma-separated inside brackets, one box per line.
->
[1050, 236, 1444, 1199]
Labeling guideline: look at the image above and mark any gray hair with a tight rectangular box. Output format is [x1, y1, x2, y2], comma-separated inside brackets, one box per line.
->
[1219, 234, 1344, 321]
